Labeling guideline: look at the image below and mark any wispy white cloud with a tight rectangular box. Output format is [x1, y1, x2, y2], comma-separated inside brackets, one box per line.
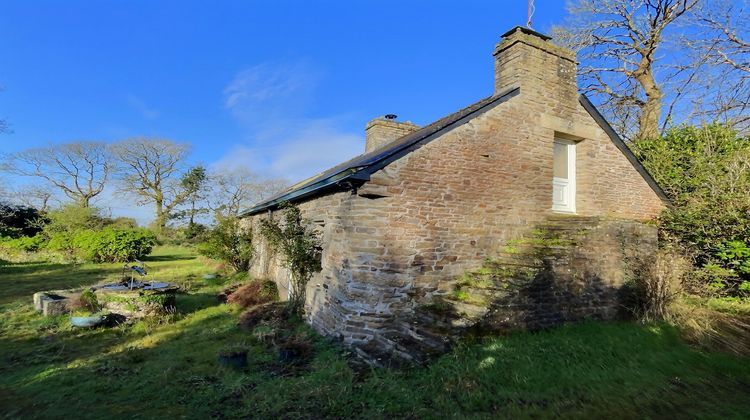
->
[216, 61, 363, 183]
[126, 94, 160, 120]
[213, 119, 363, 181]
[222, 61, 318, 123]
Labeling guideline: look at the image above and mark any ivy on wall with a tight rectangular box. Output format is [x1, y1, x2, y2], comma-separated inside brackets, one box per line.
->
[259, 204, 322, 315]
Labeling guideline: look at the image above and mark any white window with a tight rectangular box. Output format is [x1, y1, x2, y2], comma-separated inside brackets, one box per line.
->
[552, 138, 576, 213]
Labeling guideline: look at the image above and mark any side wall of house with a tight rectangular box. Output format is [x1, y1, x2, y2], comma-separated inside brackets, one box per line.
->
[243, 30, 667, 361]
[301, 91, 665, 359]
[244, 92, 666, 360]
[245, 191, 382, 340]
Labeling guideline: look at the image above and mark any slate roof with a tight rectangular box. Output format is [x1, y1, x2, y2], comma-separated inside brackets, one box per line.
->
[241, 86, 669, 216]
[242, 86, 521, 216]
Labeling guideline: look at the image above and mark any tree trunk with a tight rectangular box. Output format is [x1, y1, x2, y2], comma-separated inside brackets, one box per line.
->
[637, 90, 663, 139]
[635, 65, 664, 140]
[155, 198, 165, 233]
[189, 198, 196, 226]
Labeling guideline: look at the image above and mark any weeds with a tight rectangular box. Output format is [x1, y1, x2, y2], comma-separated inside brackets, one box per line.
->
[669, 297, 750, 357]
[626, 249, 690, 321]
[226, 279, 278, 308]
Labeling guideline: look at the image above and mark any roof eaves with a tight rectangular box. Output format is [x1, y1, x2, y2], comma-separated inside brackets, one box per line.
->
[240, 167, 362, 216]
[578, 94, 672, 207]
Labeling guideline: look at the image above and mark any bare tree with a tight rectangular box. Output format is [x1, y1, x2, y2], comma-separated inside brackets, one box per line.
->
[683, 0, 750, 130]
[12, 185, 55, 212]
[555, 0, 699, 139]
[209, 167, 287, 219]
[2, 142, 110, 207]
[110, 138, 192, 232]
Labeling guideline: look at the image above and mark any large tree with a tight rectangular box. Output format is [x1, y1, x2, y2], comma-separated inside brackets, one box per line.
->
[555, 0, 699, 139]
[110, 138, 192, 232]
[2, 141, 110, 207]
[209, 167, 287, 219]
[174, 165, 209, 230]
[684, 0, 750, 130]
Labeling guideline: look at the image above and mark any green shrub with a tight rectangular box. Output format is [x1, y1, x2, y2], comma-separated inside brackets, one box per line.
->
[45, 231, 75, 253]
[198, 216, 254, 272]
[709, 240, 750, 296]
[259, 204, 321, 315]
[716, 240, 750, 276]
[0, 234, 47, 252]
[44, 204, 108, 233]
[73, 228, 156, 263]
[22, 204, 156, 262]
[633, 124, 750, 296]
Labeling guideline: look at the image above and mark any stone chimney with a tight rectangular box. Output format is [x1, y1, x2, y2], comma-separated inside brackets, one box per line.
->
[364, 116, 420, 153]
[493, 26, 578, 109]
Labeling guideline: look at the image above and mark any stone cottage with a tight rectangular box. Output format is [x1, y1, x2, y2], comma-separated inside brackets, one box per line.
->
[241, 26, 669, 363]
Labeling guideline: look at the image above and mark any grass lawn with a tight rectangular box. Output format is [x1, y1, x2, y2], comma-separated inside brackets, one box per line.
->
[1, 246, 749, 418]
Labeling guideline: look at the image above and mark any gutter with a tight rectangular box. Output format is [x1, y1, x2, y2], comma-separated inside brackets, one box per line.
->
[240, 167, 367, 217]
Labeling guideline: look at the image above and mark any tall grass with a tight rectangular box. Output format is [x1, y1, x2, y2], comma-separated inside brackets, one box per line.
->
[626, 249, 691, 321]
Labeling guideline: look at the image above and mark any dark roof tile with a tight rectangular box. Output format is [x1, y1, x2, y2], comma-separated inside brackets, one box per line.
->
[242, 86, 520, 216]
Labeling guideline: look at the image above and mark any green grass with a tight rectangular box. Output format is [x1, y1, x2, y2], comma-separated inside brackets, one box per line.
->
[704, 297, 750, 316]
[2, 247, 750, 418]
[678, 295, 750, 317]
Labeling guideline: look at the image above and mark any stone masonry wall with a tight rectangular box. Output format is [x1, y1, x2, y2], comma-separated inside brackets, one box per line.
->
[450, 217, 659, 333]
[243, 28, 667, 363]
[365, 118, 420, 153]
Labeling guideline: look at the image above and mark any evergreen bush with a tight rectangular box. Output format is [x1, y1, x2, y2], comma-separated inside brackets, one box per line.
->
[197, 216, 254, 272]
[634, 124, 750, 296]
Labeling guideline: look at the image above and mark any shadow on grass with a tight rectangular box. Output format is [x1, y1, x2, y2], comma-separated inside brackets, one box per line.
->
[1, 307, 254, 419]
[177, 293, 222, 315]
[0, 293, 227, 378]
[0, 263, 123, 304]
[2, 306, 750, 419]
[142, 254, 197, 262]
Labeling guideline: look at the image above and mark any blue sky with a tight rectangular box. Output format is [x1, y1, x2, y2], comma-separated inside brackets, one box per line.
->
[0, 0, 566, 222]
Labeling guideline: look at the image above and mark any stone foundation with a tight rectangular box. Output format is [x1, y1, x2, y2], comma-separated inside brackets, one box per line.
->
[349, 216, 658, 364]
[32, 282, 178, 318]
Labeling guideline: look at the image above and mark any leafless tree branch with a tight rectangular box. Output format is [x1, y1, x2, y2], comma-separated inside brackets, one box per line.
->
[1, 141, 110, 207]
[110, 138, 191, 232]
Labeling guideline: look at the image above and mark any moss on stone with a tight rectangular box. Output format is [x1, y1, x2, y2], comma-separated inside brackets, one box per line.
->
[418, 296, 455, 317]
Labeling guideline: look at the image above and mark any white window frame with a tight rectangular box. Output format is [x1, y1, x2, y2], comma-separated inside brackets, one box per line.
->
[551, 138, 576, 214]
